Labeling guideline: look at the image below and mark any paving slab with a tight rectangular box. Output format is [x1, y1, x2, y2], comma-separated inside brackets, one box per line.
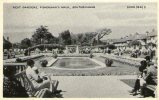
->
[51, 75, 138, 98]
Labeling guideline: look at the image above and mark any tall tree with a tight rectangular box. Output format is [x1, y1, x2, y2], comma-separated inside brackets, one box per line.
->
[31, 26, 55, 45]
[92, 28, 112, 44]
[59, 30, 72, 45]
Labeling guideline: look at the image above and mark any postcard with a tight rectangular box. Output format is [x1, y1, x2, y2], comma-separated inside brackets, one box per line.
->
[2, 0, 158, 98]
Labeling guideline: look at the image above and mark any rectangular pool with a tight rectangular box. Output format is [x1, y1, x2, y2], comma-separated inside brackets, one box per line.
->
[53, 58, 101, 69]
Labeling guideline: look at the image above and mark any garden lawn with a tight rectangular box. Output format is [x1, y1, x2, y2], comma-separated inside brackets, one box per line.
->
[34, 56, 139, 76]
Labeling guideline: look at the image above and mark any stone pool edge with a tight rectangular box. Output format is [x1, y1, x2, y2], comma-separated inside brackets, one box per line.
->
[47, 57, 106, 70]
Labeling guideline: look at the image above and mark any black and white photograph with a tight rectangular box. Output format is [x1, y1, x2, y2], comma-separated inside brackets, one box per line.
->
[3, 2, 158, 98]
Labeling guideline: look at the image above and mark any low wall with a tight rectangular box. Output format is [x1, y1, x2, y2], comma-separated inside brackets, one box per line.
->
[101, 54, 144, 67]
[4, 54, 44, 63]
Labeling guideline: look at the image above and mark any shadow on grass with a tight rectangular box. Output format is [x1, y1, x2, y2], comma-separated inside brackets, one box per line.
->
[120, 79, 136, 88]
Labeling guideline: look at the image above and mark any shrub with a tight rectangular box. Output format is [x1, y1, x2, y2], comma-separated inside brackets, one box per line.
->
[53, 53, 58, 58]
[90, 53, 93, 58]
[124, 50, 132, 54]
[105, 58, 113, 67]
[108, 50, 111, 54]
[131, 53, 137, 58]
[41, 60, 48, 67]
[142, 51, 148, 55]
[16, 58, 22, 62]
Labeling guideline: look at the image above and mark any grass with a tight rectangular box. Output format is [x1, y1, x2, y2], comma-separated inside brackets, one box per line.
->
[34, 56, 139, 76]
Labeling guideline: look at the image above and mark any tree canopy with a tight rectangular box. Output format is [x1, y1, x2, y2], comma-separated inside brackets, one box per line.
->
[3, 37, 12, 50]
[31, 25, 56, 45]
[58, 30, 72, 45]
[91, 28, 112, 45]
[20, 38, 32, 49]
[9, 26, 112, 49]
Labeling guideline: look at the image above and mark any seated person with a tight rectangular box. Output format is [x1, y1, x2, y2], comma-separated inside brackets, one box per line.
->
[26, 59, 61, 93]
[32, 67, 48, 80]
[129, 60, 147, 96]
[145, 56, 154, 66]
[3, 66, 29, 97]
[140, 58, 157, 97]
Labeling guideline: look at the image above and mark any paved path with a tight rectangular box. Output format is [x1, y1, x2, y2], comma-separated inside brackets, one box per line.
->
[51, 75, 139, 98]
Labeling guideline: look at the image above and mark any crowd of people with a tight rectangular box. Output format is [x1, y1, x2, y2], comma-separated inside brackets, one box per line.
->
[118, 46, 156, 59]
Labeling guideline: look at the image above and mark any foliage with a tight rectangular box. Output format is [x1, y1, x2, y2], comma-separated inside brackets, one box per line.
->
[91, 28, 112, 45]
[12, 43, 20, 49]
[147, 42, 156, 47]
[97, 28, 112, 40]
[3, 37, 12, 50]
[41, 60, 48, 67]
[16, 58, 23, 62]
[20, 38, 32, 49]
[31, 26, 56, 45]
[10, 26, 113, 50]
[53, 53, 58, 58]
[107, 49, 111, 54]
[77, 33, 84, 44]
[90, 53, 93, 58]
[107, 44, 116, 50]
[105, 58, 113, 67]
[131, 53, 138, 58]
[58, 30, 72, 45]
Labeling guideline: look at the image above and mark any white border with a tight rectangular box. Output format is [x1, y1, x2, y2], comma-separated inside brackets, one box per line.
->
[0, 0, 158, 100]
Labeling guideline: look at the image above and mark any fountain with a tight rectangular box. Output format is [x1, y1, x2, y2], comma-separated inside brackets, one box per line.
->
[65, 46, 69, 54]
[75, 45, 80, 54]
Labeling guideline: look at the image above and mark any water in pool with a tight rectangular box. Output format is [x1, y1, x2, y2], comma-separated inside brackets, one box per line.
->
[53, 58, 100, 69]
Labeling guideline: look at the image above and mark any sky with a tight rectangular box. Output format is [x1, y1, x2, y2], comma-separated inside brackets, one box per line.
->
[3, 3, 157, 43]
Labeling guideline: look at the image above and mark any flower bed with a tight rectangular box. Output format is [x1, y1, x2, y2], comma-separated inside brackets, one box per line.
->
[101, 54, 144, 67]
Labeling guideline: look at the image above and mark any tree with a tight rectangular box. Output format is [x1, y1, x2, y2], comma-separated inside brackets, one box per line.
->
[77, 33, 83, 44]
[107, 44, 116, 49]
[93, 28, 112, 44]
[3, 37, 12, 50]
[80, 32, 97, 45]
[58, 30, 72, 45]
[70, 33, 77, 45]
[31, 26, 55, 45]
[20, 38, 32, 49]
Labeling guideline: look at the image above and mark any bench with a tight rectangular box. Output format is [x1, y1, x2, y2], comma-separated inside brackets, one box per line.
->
[14, 70, 59, 97]
[144, 85, 157, 97]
